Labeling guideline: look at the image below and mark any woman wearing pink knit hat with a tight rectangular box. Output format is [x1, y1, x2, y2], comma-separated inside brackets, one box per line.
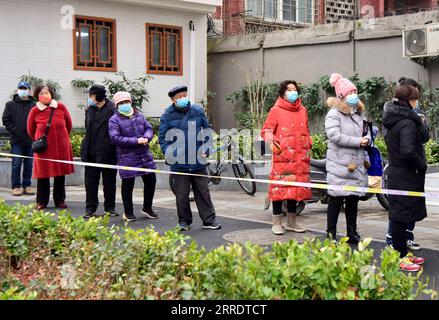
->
[324, 73, 371, 244]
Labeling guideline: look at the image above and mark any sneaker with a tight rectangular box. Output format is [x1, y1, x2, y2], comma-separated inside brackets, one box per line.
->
[105, 209, 119, 217]
[202, 222, 222, 230]
[84, 211, 96, 219]
[56, 202, 68, 209]
[122, 212, 136, 222]
[406, 252, 425, 265]
[407, 240, 421, 251]
[23, 187, 35, 195]
[36, 203, 46, 211]
[179, 222, 190, 231]
[140, 209, 158, 219]
[12, 188, 22, 196]
[399, 256, 422, 272]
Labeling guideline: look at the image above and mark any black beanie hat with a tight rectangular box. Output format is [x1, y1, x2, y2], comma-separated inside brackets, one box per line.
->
[88, 84, 107, 102]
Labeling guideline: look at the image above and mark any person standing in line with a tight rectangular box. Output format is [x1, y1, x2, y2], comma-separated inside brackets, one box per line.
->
[324, 73, 371, 244]
[261, 80, 311, 235]
[108, 91, 157, 223]
[383, 84, 427, 272]
[2, 81, 36, 196]
[81, 85, 119, 219]
[27, 85, 74, 210]
[383, 77, 429, 251]
[158, 85, 221, 231]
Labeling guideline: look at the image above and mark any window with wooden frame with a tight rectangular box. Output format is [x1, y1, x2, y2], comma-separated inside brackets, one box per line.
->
[73, 15, 117, 71]
[146, 24, 183, 75]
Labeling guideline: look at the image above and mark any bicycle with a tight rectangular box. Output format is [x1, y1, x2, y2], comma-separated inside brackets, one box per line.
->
[169, 129, 257, 199]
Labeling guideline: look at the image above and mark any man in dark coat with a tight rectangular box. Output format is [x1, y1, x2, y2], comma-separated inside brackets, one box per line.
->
[2, 81, 35, 196]
[159, 85, 220, 231]
[81, 85, 118, 218]
[383, 84, 428, 271]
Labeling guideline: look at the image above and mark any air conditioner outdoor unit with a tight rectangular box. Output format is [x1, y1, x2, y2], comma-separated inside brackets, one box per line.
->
[402, 24, 439, 58]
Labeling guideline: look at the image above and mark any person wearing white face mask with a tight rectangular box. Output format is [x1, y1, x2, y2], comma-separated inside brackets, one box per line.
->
[325, 73, 371, 244]
[2, 81, 36, 196]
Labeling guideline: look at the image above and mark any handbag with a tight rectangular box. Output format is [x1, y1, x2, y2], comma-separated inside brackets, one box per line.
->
[364, 121, 383, 177]
[32, 108, 55, 154]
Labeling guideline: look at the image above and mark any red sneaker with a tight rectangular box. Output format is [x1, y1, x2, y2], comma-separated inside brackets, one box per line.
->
[399, 256, 422, 272]
[56, 202, 68, 209]
[406, 253, 425, 265]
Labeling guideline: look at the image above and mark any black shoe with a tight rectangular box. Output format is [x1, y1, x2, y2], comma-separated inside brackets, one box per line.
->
[122, 212, 136, 222]
[347, 232, 362, 244]
[105, 209, 119, 217]
[84, 211, 96, 219]
[202, 222, 222, 230]
[140, 209, 158, 219]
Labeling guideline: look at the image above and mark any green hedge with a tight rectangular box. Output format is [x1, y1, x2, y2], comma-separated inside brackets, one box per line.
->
[0, 201, 436, 300]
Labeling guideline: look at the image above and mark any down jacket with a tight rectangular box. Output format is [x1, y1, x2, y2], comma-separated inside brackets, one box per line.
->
[261, 97, 312, 202]
[325, 97, 371, 197]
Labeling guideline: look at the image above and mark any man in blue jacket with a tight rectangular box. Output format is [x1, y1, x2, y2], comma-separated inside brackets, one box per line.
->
[159, 86, 220, 231]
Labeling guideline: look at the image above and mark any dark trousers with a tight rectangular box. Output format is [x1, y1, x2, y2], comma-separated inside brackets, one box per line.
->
[121, 173, 156, 216]
[327, 196, 359, 235]
[84, 158, 117, 213]
[172, 169, 216, 225]
[36, 176, 66, 206]
[390, 219, 408, 258]
[386, 220, 415, 245]
[273, 200, 297, 215]
[11, 144, 33, 189]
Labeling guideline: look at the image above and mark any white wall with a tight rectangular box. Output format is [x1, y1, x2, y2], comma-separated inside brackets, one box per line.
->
[0, 0, 209, 126]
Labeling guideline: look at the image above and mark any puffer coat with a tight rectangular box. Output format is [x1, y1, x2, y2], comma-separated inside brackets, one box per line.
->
[108, 110, 156, 179]
[383, 99, 428, 224]
[261, 97, 312, 202]
[325, 97, 371, 197]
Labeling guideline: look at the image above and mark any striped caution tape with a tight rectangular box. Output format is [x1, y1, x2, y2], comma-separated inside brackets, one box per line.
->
[1, 152, 439, 200]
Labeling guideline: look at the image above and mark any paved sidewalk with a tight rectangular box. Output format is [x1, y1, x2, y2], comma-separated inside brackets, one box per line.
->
[2, 185, 439, 250]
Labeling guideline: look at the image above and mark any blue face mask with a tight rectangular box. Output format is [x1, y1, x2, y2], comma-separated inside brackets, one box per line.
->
[17, 89, 29, 99]
[118, 103, 133, 115]
[286, 91, 298, 103]
[346, 93, 359, 106]
[175, 97, 190, 109]
[87, 98, 96, 107]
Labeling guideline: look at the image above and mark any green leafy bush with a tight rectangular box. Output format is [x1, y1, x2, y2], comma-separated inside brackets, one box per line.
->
[70, 131, 84, 158]
[0, 201, 436, 300]
[311, 134, 327, 160]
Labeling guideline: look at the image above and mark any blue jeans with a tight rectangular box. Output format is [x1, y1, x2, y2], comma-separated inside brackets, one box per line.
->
[11, 144, 33, 189]
[386, 219, 415, 245]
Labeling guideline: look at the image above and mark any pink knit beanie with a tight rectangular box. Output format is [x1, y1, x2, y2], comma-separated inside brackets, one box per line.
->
[329, 73, 357, 98]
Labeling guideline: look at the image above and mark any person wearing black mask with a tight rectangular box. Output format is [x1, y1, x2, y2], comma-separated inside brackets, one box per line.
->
[81, 85, 118, 218]
[383, 77, 430, 251]
[383, 84, 428, 272]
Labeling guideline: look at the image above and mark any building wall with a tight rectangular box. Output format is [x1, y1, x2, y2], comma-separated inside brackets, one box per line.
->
[0, 0, 210, 126]
[207, 11, 439, 132]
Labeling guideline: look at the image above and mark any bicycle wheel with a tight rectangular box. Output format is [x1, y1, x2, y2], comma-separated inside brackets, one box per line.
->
[232, 162, 256, 196]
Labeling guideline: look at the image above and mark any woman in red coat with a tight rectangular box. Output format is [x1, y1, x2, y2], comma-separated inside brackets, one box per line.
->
[261, 80, 312, 235]
[27, 85, 74, 210]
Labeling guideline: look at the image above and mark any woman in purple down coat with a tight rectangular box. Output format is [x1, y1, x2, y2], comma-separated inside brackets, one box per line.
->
[108, 91, 157, 223]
